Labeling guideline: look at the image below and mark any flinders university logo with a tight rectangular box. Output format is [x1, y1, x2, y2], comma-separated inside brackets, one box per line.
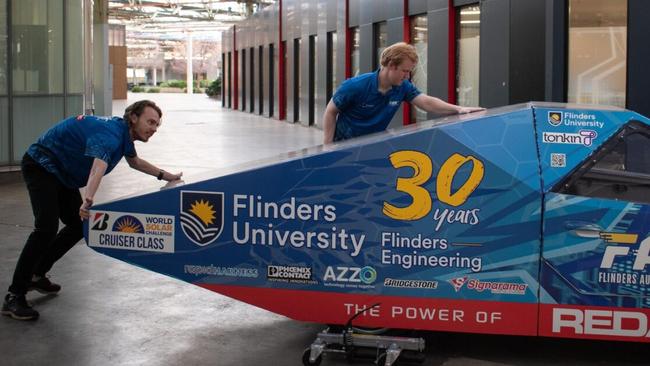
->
[180, 191, 224, 246]
[548, 111, 563, 126]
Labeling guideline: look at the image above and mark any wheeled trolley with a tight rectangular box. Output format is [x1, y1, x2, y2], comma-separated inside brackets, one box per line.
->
[302, 327, 425, 366]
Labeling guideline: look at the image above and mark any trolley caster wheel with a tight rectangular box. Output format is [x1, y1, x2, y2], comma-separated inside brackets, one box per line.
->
[376, 352, 402, 366]
[302, 347, 322, 366]
[375, 352, 387, 366]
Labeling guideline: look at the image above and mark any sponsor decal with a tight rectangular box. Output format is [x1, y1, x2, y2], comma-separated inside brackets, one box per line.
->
[180, 191, 224, 247]
[323, 266, 377, 289]
[231, 194, 366, 257]
[547, 111, 605, 128]
[542, 130, 597, 147]
[448, 277, 527, 295]
[598, 234, 650, 285]
[389, 100, 400, 106]
[384, 278, 438, 289]
[112, 215, 144, 233]
[381, 232, 482, 272]
[88, 211, 174, 253]
[91, 212, 110, 231]
[267, 265, 316, 284]
[552, 307, 650, 338]
[449, 276, 468, 292]
[550, 153, 566, 168]
[466, 279, 527, 295]
[183, 264, 258, 278]
[548, 111, 563, 126]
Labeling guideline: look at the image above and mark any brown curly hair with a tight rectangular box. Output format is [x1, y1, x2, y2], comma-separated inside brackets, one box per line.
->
[123, 100, 162, 124]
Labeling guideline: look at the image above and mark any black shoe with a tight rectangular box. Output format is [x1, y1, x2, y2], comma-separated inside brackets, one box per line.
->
[1, 294, 39, 320]
[29, 275, 61, 295]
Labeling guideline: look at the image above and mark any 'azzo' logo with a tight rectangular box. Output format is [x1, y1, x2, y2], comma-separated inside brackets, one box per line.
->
[323, 266, 377, 284]
[180, 191, 224, 246]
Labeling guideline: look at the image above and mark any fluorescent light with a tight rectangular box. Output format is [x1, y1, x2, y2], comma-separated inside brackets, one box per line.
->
[460, 10, 480, 15]
[460, 20, 480, 24]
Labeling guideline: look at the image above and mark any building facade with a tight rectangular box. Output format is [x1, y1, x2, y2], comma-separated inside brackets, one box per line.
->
[220, 0, 650, 129]
[0, 0, 85, 167]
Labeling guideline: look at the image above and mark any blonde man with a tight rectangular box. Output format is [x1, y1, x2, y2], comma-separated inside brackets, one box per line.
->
[323, 42, 483, 143]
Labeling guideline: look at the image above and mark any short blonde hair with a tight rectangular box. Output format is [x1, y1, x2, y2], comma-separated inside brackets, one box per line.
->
[380, 42, 418, 68]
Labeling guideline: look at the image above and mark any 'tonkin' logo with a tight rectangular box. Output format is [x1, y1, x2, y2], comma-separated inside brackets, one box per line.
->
[542, 130, 597, 147]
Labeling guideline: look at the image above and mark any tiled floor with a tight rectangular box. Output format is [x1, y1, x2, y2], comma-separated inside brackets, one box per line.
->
[0, 94, 647, 366]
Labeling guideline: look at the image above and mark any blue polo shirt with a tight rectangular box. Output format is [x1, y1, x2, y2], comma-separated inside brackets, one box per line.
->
[332, 69, 420, 141]
[27, 115, 136, 188]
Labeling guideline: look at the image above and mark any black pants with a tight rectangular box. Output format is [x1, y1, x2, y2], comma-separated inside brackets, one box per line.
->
[8, 153, 83, 295]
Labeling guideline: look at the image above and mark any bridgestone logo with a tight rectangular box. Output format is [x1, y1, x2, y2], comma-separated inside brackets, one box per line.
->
[267, 265, 312, 280]
[384, 278, 438, 289]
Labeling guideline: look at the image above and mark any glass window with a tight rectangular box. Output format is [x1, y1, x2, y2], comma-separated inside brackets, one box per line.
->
[374, 22, 387, 70]
[568, 0, 627, 107]
[312, 34, 317, 112]
[249, 46, 254, 112]
[294, 38, 300, 122]
[328, 31, 337, 98]
[554, 121, 650, 204]
[281, 40, 287, 119]
[258, 45, 263, 115]
[0, 0, 7, 94]
[269, 43, 274, 117]
[12, 0, 64, 94]
[241, 48, 246, 111]
[350, 27, 360, 77]
[67, 0, 83, 93]
[227, 52, 231, 108]
[410, 14, 428, 122]
[456, 4, 480, 107]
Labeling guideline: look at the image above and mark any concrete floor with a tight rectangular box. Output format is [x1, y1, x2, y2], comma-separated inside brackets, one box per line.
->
[1, 93, 648, 366]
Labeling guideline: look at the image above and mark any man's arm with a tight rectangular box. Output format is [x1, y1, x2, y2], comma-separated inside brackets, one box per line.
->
[322, 99, 340, 144]
[125, 156, 183, 182]
[412, 94, 485, 115]
[79, 158, 108, 219]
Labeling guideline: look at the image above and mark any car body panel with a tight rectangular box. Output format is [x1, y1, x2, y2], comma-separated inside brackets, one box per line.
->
[84, 103, 650, 341]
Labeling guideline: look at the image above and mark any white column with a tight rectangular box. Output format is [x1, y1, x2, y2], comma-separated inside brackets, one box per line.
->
[152, 67, 157, 86]
[186, 33, 193, 94]
[83, 0, 94, 114]
[93, 0, 111, 116]
[161, 62, 166, 82]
